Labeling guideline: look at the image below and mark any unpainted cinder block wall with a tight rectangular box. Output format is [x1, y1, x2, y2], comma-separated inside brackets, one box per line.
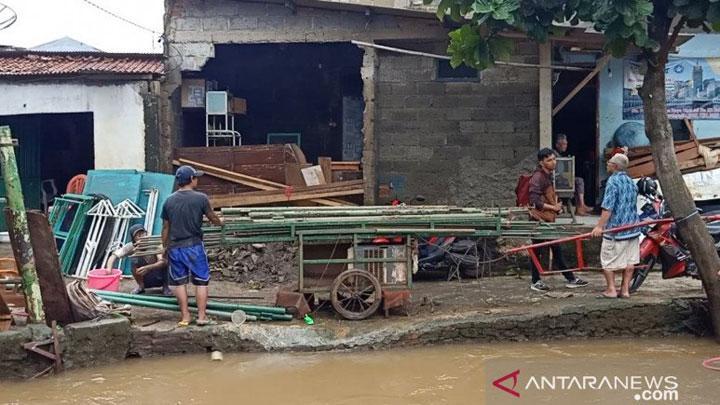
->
[374, 41, 540, 206]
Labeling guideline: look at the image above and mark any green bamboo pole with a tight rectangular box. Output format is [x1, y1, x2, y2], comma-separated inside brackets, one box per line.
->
[0, 126, 44, 323]
[96, 295, 258, 321]
[92, 290, 287, 315]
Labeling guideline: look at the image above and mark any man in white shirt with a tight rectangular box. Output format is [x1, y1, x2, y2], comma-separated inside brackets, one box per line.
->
[106, 224, 170, 295]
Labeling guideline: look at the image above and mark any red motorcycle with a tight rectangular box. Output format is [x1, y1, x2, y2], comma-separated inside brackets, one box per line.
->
[630, 179, 720, 292]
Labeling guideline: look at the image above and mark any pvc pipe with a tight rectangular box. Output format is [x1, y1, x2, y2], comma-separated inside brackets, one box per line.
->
[92, 290, 287, 315]
[97, 295, 258, 321]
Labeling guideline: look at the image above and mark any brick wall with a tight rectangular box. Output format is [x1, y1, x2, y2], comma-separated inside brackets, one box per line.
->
[164, 0, 541, 206]
[375, 41, 540, 206]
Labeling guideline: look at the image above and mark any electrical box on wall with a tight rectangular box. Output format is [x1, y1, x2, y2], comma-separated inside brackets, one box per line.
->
[181, 78, 206, 108]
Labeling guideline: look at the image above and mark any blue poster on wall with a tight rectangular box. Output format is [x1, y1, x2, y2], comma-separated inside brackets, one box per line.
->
[623, 58, 720, 120]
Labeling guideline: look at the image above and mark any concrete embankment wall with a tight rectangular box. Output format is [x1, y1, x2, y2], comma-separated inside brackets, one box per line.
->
[0, 297, 710, 380]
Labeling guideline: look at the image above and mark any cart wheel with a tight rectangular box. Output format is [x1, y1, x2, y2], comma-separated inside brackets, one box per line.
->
[330, 270, 382, 320]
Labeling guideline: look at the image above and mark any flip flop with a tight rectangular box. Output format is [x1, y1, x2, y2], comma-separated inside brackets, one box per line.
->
[617, 294, 630, 299]
[196, 319, 217, 326]
[177, 319, 191, 327]
[596, 293, 617, 299]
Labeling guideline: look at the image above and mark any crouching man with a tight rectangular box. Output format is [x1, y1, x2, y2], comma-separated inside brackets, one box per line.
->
[105, 224, 171, 296]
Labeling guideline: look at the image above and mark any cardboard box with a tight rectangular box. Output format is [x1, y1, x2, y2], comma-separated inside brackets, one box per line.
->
[230, 97, 247, 115]
[181, 79, 206, 108]
[301, 165, 326, 186]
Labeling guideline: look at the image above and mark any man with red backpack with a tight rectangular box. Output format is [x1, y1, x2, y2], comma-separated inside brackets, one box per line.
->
[525, 148, 589, 292]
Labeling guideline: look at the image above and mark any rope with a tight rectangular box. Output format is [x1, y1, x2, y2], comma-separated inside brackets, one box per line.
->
[675, 210, 700, 224]
[702, 357, 720, 371]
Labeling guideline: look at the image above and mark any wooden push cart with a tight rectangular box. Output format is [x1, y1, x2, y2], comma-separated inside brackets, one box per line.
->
[296, 229, 414, 320]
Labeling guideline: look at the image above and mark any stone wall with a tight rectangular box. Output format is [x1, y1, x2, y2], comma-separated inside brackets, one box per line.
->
[374, 41, 540, 206]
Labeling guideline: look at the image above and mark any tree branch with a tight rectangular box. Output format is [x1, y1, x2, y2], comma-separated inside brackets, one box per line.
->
[658, 16, 687, 64]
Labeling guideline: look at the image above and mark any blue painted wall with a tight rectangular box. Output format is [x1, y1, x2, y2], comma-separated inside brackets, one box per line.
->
[596, 34, 720, 189]
[599, 34, 720, 153]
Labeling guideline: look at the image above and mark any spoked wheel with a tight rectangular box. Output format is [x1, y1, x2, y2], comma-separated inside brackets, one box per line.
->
[330, 270, 382, 320]
[630, 255, 656, 293]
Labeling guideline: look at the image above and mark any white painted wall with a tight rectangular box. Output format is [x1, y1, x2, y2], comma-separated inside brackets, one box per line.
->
[0, 81, 147, 170]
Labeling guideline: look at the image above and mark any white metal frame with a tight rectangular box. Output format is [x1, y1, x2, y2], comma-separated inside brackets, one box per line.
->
[101, 199, 145, 271]
[75, 199, 116, 278]
[206, 91, 242, 147]
[143, 188, 159, 235]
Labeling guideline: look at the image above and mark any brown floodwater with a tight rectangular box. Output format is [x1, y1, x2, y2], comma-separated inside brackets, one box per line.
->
[1, 337, 720, 404]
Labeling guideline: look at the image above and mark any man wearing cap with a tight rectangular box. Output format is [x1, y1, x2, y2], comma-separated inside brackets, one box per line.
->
[161, 165, 224, 326]
[105, 224, 170, 296]
[592, 153, 641, 299]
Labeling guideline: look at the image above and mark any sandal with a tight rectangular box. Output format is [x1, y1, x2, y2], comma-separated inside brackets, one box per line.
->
[177, 319, 191, 327]
[196, 319, 216, 326]
[595, 293, 617, 299]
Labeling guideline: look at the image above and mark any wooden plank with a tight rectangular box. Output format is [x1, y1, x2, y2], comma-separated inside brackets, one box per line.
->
[628, 148, 702, 178]
[553, 54, 609, 116]
[318, 157, 333, 184]
[628, 142, 698, 167]
[538, 42, 552, 148]
[284, 163, 307, 187]
[26, 210, 75, 326]
[174, 159, 354, 206]
[209, 184, 364, 207]
[684, 118, 697, 141]
[331, 161, 361, 171]
[175, 144, 301, 166]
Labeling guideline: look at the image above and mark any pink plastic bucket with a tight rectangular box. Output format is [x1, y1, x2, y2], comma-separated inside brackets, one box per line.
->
[87, 269, 122, 292]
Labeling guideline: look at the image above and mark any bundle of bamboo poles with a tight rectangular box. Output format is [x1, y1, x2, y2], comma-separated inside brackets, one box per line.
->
[92, 290, 292, 322]
[132, 206, 585, 256]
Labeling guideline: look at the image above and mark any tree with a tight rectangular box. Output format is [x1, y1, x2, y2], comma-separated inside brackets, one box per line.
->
[430, 0, 720, 337]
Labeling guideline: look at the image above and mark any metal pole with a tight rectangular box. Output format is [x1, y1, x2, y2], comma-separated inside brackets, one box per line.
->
[0, 126, 45, 322]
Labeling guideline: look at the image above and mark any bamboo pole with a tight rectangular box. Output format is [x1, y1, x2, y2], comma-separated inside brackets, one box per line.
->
[0, 126, 45, 323]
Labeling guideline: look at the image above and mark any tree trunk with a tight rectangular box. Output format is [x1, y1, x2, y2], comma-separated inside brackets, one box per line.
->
[640, 60, 720, 339]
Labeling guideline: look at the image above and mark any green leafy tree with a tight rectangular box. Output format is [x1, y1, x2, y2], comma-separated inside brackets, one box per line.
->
[430, 0, 720, 337]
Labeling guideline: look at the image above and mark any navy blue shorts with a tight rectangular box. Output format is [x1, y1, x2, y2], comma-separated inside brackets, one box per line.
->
[168, 243, 211, 286]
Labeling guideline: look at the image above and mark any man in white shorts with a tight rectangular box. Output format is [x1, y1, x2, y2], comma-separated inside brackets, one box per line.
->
[591, 153, 640, 298]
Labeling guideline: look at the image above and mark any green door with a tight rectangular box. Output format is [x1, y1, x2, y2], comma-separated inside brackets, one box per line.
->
[0, 122, 42, 232]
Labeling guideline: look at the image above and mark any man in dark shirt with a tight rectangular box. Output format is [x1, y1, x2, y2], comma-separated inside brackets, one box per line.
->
[161, 165, 224, 326]
[555, 134, 591, 216]
[527, 148, 589, 292]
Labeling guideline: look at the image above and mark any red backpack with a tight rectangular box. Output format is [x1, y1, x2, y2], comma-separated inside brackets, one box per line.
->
[515, 174, 532, 207]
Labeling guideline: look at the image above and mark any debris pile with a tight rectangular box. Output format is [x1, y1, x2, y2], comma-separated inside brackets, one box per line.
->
[206, 242, 297, 288]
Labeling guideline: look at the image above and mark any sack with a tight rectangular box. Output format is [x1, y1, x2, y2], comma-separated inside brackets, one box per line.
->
[66, 280, 116, 321]
[515, 174, 532, 207]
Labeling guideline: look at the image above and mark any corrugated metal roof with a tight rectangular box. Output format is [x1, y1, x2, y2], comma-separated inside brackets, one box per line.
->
[0, 51, 164, 78]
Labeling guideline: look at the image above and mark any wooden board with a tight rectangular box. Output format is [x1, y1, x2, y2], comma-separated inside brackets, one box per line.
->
[175, 144, 309, 195]
[209, 181, 364, 207]
[174, 159, 355, 206]
[27, 210, 76, 326]
[318, 157, 333, 184]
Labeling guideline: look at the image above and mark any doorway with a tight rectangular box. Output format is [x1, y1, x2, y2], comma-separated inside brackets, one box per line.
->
[552, 70, 599, 206]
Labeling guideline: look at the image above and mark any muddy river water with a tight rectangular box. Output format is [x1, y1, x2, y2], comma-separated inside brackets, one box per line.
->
[2, 337, 719, 404]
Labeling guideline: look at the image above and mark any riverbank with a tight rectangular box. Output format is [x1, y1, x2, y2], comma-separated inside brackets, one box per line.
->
[1, 272, 711, 380]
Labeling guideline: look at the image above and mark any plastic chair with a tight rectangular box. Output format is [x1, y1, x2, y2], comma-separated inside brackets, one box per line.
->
[41, 179, 58, 214]
[66, 174, 87, 194]
[0, 258, 23, 308]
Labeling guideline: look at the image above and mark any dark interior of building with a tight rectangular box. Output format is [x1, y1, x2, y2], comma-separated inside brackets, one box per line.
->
[0, 112, 94, 211]
[182, 42, 365, 163]
[553, 70, 598, 205]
